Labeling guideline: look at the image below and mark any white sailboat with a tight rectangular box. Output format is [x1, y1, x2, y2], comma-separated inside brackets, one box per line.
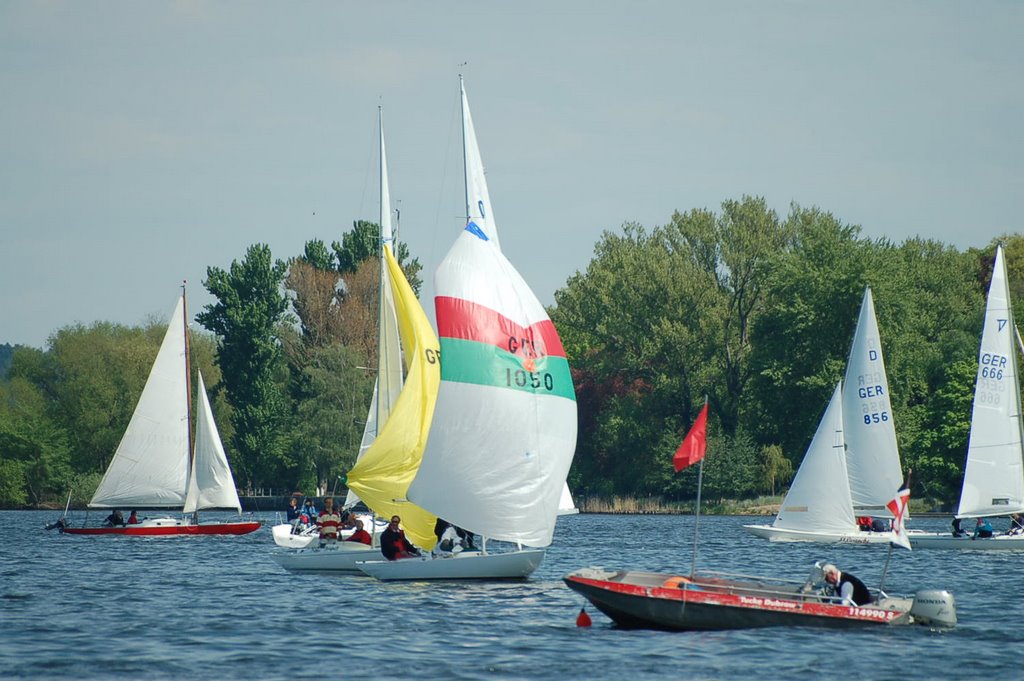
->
[271, 108, 403, 552]
[61, 290, 259, 536]
[744, 288, 902, 544]
[357, 77, 578, 581]
[911, 245, 1024, 549]
[272, 109, 440, 573]
[558, 483, 580, 516]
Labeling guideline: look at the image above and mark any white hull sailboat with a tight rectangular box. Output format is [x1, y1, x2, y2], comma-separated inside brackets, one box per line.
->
[911, 245, 1024, 550]
[358, 548, 546, 581]
[271, 540, 378, 573]
[274, 109, 442, 573]
[743, 383, 895, 545]
[356, 78, 578, 581]
[60, 290, 259, 537]
[744, 288, 903, 544]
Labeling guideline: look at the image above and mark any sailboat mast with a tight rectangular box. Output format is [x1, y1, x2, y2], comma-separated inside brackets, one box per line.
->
[459, 74, 470, 224]
[181, 281, 194, 478]
[377, 106, 391, 435]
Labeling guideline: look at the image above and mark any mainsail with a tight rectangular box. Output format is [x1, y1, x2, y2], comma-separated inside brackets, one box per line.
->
[843, 287, 903, 513]
[89, 295, 191, 509]
[346, 108, 404, 510]
[958, 245, 1024, 518]
[343, 112, 440, 549]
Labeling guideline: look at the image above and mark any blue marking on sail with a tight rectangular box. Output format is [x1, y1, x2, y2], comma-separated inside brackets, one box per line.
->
[465, 221, 490, 241]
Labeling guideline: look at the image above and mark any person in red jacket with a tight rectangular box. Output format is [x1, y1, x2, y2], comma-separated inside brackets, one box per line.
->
[380, 516, 420, 560]
[345, 518, 372, 545]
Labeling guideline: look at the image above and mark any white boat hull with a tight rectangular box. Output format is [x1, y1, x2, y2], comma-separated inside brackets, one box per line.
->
[909, 531, 1024, 550]
[356, 549, 545, 581]
[271, 523, 317, 549]
[743, 524, 897, 545]
[271, 542, 379, 573]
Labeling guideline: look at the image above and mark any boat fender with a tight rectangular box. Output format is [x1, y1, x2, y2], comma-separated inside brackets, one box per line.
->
[662, 576, 691, 589]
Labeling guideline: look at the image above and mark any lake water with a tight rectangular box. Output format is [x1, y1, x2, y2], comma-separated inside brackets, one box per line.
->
[0, 510, 1018, 680]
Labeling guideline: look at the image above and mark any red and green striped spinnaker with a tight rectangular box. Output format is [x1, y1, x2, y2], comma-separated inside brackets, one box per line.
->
[435, 296, 576, 402]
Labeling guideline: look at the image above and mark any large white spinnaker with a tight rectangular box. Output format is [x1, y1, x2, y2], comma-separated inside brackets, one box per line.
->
[407, 78, 577, 548]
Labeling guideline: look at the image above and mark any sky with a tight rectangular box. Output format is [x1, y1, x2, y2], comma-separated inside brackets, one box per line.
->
[2, 1, 1022, 348]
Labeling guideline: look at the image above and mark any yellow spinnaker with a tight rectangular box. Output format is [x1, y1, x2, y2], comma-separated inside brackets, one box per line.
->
[346, 245, 440, 549]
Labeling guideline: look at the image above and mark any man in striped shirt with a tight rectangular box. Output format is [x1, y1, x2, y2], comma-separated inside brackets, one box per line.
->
[317, 497, 342, 547]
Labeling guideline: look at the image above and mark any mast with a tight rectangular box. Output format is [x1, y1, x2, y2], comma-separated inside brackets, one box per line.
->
[181, 281, 194, 491]
[459, 74, 470, 224]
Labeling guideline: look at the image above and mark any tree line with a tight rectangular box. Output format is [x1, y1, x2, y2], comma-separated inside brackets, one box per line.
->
[0, 198, 1019, 509]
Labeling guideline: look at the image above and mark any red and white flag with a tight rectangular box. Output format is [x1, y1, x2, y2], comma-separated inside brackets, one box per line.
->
[886, 486, 912, 551]
[673, 402, 708, 472]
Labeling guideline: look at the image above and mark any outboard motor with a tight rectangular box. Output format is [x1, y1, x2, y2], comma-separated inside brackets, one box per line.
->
[910, 590, 957, 627]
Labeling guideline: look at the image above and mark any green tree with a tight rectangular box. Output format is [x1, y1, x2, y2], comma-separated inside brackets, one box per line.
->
[197, 244, 290, 486]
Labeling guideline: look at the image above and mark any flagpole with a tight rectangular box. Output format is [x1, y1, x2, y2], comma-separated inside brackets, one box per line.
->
[690, 457, 703, 578]
[878, 542, 894, 594]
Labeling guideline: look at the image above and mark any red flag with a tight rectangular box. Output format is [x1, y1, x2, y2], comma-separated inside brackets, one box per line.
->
[673, 403, 708, 472]
[886, 485, 912, 551]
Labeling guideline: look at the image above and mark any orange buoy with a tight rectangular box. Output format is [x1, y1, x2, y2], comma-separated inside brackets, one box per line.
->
[576, 607, 592, 627]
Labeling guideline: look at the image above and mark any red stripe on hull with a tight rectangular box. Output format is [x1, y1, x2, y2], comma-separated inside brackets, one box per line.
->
[62, 522, 260, 536]
[435, 296, 566, 360]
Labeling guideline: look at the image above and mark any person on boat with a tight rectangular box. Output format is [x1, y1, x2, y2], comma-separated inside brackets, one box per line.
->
[856, 516, 873, 532]
[286, 498, 301, 527]
[344, 518, 372, 546]
[302, 499, 317, 525]
[127, 510, 140, 525]
[104, 509, 125, 527]
[951, 517, 967, 537]
[973, 517, 994, 539]
[1009, 514, 1024, 535]
[822, 564, 872, 606]
[434, 518, 476, 550]
[317, 497, 342, 547]
[381, 515, 420, 560]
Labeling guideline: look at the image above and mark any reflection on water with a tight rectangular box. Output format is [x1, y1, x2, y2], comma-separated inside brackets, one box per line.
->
[0, 511, 1017, 680]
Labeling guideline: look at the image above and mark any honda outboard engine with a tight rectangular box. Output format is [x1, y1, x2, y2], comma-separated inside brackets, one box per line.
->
[909, 590, 957, 627]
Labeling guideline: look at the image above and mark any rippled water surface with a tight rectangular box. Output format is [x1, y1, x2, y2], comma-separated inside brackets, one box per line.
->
[0, 511, 1018, 680]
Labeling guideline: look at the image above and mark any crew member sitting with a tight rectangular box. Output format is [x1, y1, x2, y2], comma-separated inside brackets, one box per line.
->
[345, 518, 372, 546]
[381, 516, 420, 560]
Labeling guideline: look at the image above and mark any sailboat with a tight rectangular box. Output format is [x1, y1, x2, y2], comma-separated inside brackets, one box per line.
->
[356, 77, 578, 581]
[744, 288, 903, 544]
[60, 289, 260, 536]
[271, 109, 440, 573]
[911, 245, 1024, 549]
[558, 483, 580, 515]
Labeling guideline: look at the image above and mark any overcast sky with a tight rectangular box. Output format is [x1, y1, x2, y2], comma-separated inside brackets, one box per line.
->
[2, 1, 1021, 348]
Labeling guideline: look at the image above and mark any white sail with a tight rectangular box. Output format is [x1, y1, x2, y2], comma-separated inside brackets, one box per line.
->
[460, 77, 499, 252]
[90, 295, 190, 508]
[407, 79, 577, 548]
[772, 383, 859, 534]
[958, 245, 1024, 518]
[558, 482, 580, 516]
[346, 108, 404, 509]
[843, 287, 903, 513]
[183, 372, 242, 513]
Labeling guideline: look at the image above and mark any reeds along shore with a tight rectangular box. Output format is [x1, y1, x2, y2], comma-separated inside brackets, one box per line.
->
[576, 495, 948, 516]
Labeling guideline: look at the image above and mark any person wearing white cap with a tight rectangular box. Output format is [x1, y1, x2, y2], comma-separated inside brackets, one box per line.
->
[822, 563, 871, 606]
